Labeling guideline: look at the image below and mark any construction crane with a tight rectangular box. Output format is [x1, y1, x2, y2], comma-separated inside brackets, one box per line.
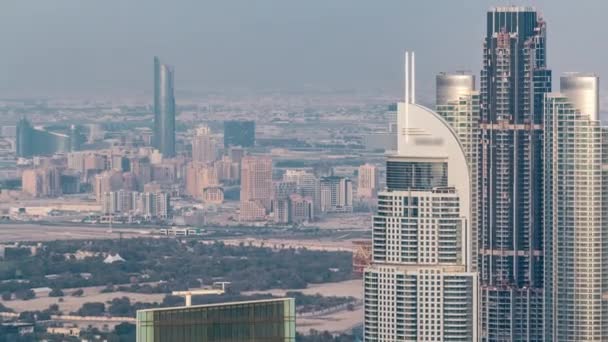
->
[172, 282, 230, 307]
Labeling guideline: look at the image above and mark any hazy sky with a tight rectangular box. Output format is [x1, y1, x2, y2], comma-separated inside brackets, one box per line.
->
[1, 0, 606, 100]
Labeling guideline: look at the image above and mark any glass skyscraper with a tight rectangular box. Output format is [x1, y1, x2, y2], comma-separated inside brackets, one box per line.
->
[478, 7, 551, 340]
[544, 74, 607, 341]
[154, 56, 176, 158]
[136, 298, 296, 342]
[16, 118, 73, 157]
[364, 52, 478, 341]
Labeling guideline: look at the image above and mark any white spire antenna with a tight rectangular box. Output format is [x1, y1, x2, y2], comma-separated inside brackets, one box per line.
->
[411, 52, 415, 104]
[405, 51, 409, 104]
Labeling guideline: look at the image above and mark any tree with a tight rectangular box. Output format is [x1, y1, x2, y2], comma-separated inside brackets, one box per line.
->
[77, 302, 105, 316]
[49, 288, 64, 297]
[15, 289, 35, 300]
[1, 292, 11, 300]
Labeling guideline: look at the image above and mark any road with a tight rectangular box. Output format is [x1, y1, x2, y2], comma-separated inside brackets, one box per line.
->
[0, 223, 149, 243]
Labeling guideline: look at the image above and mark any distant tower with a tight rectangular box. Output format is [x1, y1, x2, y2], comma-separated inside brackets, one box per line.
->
[240, 156, 273, 221]
[154, 57, 176, 157]
[16, 118, 32, 157]
[364, 52, 478, 341]
[192, 125, 217, 164]
[544, 74, 607, 341]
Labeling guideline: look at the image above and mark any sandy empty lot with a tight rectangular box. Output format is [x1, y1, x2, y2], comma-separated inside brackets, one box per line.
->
[4, 279, 364, 333]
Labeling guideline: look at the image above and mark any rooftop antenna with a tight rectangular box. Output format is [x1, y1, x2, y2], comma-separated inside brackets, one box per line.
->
[399, 51, 415, 153]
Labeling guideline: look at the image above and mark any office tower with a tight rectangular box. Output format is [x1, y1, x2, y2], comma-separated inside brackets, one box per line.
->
[223, 121, 255, 148]
[479, 7, 551, 340]
[16, 118, 71, 157]
[136, 298, 295, 342]
[153, 56, 176, 157]
[364, 52, 478, 341]
[544, 74, 607, 341]
[435, 72, 481, 271]
[319, 176, 353, 213]
[191, 125, 217, 164]
[357, 163, 378, 198]
[240, 156, 273, 221]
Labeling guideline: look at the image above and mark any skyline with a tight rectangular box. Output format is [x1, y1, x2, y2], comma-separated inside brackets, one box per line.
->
[2, 1, 608, 105]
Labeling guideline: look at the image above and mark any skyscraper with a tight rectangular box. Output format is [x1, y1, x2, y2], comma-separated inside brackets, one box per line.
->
[479, 7, 551, 340]
[364, 52, 478, 341]
[544, 74, 607, 341]
[16, 118, 72, 158]
[240, 156, 273, 221]
[357, 163, 378, 199]
[153, 57, 176, 158]
[436, 72, 481, 271]
[191, 125, 217, 164]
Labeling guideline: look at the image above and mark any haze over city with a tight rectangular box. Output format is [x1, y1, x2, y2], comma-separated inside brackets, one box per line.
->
[1, 1, 607, 104]
[1, 1, 608, 341]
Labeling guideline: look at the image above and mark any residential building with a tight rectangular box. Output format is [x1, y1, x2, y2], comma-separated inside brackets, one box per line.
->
[357, 163, 379, 198]
[240, 156, 273, 220]
[21, 167, 62, 197]
[364, 52, 477, 341]
[543, 74, 607, 341]
[320, 176, 352, 213]
[435, 71, 481, 271]
[191, 125, 217, 164]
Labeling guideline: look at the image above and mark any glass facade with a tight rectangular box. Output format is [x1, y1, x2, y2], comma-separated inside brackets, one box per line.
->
[154, 56, 176, 157]
[479, 7, 550, 340]
[136, 298, 295, 342]
[386, 159, 447, 191]
[16, 118, 72, 157]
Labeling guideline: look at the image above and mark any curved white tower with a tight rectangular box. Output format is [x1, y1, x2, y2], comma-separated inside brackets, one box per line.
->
[364, 52, 478, 341]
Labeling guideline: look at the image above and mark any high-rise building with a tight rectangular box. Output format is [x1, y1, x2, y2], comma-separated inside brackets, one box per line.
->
[478, 7, 551, 340]
[357, 163, 378, 198]
[21, 168, 62, 197]
[240, 156, 273, 220]
[289, 193, 314, 224]
[191, 125, 217, 164]
[319, 176, 352, 213]
[435, 72, 481, 271]
[136, 298, 296, 342]
[153, 57, 176, 157]
[544, 74, 607, 341]
[364, 52, 477, 341]
[94, 170, 123, 202]
[223, 121, 255, 148]
[283, 169, 320, 214]
[16, 118, 72, 157]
